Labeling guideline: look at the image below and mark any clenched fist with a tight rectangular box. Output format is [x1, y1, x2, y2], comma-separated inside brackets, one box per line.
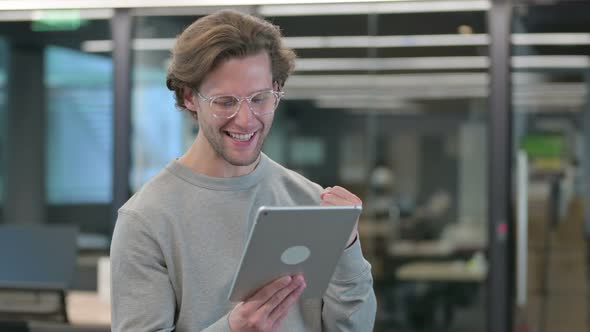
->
[320, 186, 362, 247]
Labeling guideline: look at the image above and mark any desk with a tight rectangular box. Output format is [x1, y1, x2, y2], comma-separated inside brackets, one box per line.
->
[439, 222, 487, 252]
[396, 261, 487, 282]
[67, 291, 110, 326]
[388, 221, 487, 259]
[389, 240, 454, 258]
[358, 220, 395, 239]
[394, 261, 486, 329]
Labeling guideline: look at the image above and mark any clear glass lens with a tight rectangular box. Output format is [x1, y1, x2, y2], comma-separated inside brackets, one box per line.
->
[209, 91, 279, 118]
[249, 91, 277, 114]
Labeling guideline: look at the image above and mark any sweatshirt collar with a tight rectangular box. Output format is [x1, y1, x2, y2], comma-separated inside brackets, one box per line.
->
[166, 153, 269, 191]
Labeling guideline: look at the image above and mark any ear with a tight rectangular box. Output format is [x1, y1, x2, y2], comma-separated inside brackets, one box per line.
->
[182, 87, 199, 113]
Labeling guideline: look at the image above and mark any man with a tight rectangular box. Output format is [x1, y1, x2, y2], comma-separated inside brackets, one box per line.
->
[111, 9, 376, 332]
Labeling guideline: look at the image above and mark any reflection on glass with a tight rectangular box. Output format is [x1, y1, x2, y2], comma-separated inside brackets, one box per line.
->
[129, 14, 211, 192]
[131, 42, 184, 192]
[45, 46, 113, 203]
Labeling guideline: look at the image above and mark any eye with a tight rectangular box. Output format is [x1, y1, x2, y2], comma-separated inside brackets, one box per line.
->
[213, 96, 237, 108]
[251, 92, 271, 105]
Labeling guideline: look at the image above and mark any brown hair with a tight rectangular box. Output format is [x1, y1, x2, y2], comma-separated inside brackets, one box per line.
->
[166, 9, 296, 113]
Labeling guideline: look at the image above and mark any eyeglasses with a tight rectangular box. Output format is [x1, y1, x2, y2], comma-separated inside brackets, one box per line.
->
[196, 89, 285, 119]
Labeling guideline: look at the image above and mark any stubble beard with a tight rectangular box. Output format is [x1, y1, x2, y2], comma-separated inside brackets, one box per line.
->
[202, 124, 266, 167]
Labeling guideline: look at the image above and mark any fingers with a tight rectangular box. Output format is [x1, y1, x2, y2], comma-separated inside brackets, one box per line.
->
[240, 275, 292, 314]
[265, 275, 306, 322]
[230, 275, 305, 332]
[321, 186, 362, 206]
[255, 275, 305, 319]
[320, 194, 351, 206]
[269, 279, 306, 326]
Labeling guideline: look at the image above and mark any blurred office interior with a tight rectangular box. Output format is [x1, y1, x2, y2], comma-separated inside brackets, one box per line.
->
[0, 0, 589, 331]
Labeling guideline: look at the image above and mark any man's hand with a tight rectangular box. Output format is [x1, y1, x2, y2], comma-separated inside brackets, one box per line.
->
[320, 186, 362, 247]
[229, 274, 306, 332]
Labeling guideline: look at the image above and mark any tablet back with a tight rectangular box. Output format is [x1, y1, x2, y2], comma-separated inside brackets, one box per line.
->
[228, 205, 361, 302]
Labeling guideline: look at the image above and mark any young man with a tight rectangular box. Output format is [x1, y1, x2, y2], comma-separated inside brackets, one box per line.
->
[111, 10, 376, 332]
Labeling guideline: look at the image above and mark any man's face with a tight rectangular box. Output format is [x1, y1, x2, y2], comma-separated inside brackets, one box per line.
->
[186, 52, 276, 168]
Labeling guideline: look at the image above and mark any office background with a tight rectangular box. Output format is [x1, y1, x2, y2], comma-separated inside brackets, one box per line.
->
[0, 0, 589, 331]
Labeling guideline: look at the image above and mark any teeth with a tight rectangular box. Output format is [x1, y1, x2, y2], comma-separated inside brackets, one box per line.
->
[228, 132, 254, 141]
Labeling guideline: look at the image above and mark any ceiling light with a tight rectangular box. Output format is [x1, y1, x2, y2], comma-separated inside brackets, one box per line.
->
[285, 33, 590, 49]
[81, 32, 590, 54]
[283, 34, 489, 48]
[0, 0, 486, 11]
[287, 86, 488, 99]
[512, 33, 590, 45]
[293, 55, 589, 71]
[0, 8, 113, 21]
[315, 97, 414, 110]
[286, 73, 488, 87]
[82, 38, 176, 52]
[134, 38, 175, 50]
[81, 40, 112, 53]
[260, 0, 490, 16]
[512, 55, 590, 69]
[295, 57, 489, 71]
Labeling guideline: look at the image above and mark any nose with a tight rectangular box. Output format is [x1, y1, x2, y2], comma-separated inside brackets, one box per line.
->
[232, 99, 258, 126]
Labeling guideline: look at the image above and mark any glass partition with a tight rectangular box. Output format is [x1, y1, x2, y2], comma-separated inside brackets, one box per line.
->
[130, 13, 200, 192]
[0, 10, 112, 236]
[43, 16, 113, 237]
[511, 2, 590, 331]
[45, 45, 113, 204]
[0, 38, 6, 216]
[367, 8, 489, 331]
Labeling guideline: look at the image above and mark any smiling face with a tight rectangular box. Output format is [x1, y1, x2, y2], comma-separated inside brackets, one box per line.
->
[183, 52, 276, 175]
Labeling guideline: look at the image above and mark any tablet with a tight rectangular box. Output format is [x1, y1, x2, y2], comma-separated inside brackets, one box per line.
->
[228, 205, 362, 302]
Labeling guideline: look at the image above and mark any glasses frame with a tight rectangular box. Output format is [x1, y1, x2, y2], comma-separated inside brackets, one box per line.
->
[195, 89, 285, 119]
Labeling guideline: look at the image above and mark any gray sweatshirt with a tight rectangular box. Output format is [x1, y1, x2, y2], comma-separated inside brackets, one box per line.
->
[110, 153, 376, 331]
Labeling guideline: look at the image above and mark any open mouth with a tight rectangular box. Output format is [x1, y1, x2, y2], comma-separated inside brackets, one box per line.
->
[225, 131, 256, 142]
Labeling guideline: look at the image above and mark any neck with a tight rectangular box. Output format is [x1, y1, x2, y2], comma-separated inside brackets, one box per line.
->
[178, 133, 259, 178]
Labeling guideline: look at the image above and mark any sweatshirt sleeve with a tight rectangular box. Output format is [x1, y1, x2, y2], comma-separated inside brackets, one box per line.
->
[321, 238, 377, 332]
[110, 210, 176, 332]
[111, 210, 233, 332]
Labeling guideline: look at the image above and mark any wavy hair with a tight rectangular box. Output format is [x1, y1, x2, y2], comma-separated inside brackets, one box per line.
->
[165, 9, 296, 115]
